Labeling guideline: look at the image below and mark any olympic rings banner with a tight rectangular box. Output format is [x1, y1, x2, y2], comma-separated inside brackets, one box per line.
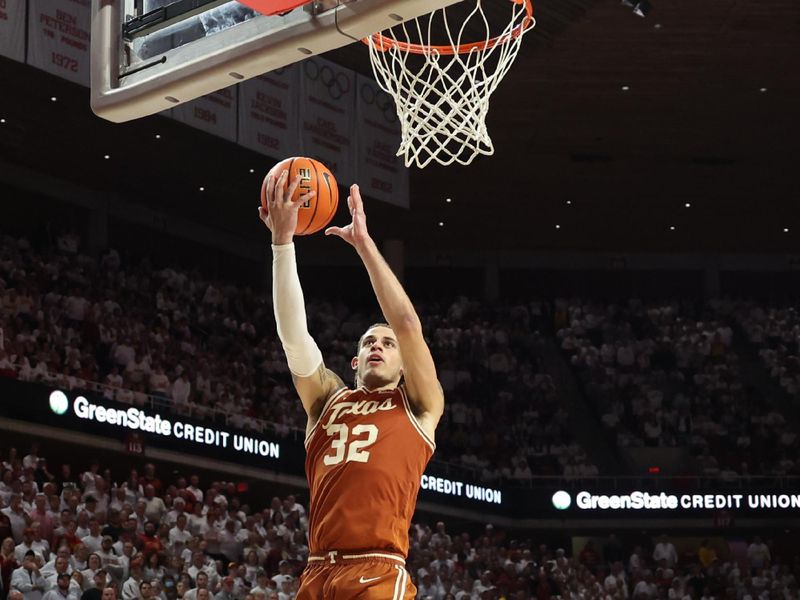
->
[0, 0, 26, 62]
[238, 65, 301, 158]
[354, 75, 409, 208]
[298, 56, 356, 186]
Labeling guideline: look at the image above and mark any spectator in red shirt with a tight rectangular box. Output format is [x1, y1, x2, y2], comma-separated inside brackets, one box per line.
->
[140, 465, 162, 496]
[138, 523, 163, 559]
[1, 536, 19, 595]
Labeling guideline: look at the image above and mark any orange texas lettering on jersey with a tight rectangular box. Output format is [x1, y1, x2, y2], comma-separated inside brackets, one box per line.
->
[304, 385, 435, 557]
[319, 395, 395, 430]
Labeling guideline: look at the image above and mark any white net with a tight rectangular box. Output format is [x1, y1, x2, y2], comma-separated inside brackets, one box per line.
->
[366, 0, 535, 168]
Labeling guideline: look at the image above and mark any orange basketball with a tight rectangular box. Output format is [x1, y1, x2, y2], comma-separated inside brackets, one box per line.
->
[260, 157, 339, 236]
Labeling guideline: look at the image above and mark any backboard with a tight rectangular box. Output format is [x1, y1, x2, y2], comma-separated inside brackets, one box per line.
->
[90, 0, 461, 123]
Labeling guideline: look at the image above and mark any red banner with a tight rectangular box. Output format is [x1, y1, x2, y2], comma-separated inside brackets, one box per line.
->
[0, 0, 25, 62]
[27, 0, 90, 86]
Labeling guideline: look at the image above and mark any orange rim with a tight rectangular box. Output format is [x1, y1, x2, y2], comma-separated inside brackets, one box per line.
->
[362, 0, 534, 55]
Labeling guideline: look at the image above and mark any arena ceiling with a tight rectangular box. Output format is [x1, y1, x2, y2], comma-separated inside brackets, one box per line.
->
[0, 0, 798, 254]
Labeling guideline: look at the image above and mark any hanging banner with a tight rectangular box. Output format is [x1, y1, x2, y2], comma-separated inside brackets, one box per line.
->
[0, 0, 26, 62]
[238, 65, 300, 159]
[354, 75, 409, 208]
[27, 0, 91, 86]
[170, 87, 238, 142]
[299, 56, 355, 185]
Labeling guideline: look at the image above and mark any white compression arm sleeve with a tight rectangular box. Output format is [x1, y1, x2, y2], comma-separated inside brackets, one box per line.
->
[272, 243, 323, 377]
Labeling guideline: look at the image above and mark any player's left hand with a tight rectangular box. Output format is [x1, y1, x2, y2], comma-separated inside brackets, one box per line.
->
[325, 184, 371, 250]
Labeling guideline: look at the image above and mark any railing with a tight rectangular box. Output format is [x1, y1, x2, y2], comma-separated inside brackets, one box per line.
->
[424, 458, 800, 490]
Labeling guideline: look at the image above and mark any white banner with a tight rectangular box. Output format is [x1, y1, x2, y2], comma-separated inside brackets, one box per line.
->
[170, 87, 238, 142]
[238, 65, 300, 157]
[0, 0, 25, 62]
[355, 75, 409, 208]
[27, 0, 91, 86]
[299, 56, 355, 185]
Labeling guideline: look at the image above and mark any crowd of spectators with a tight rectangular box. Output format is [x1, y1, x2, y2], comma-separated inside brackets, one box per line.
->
[3, 230, 800, 481]
[406, 522, 796, 600]
[555, 299, 800, 478]
[0, 233, 593, 481]
[734, 304, 800, 402]
[0, 449, 309, 600]
[1, 448, 796, 600]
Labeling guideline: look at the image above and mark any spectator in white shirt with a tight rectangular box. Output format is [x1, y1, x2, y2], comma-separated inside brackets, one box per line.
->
[653, 535, 679, 568]
[142, 487, 165, 525]
[633, 574, 658, 599]
[93, 538, 121, 584]
[747, 536, 771, 573]
[15, 529, 47, 563]
[11, 551, 47, 600]
[121, 564, 143, 600]
[148, 365, 170, 398]
[168, 515, 192, 550]
[103, 368, 124, 401]
[81, 520, 104, 553]
[22, 446, 41, 472]
[3, 495, 32, 542]
[270, 563, 293, 588]
[41, 548, 72, 580]
[171, 373, 191, 407]
[41, 573, 78, 600]
[44, 555, 73, 590]
[183, 572, 210, 600]
[164, 499, 186, 528]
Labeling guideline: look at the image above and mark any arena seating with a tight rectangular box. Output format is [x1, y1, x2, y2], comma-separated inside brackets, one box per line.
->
[0, 450, 794, 600]
[0, 235, 594, 480]
[556, 299, 800, 478]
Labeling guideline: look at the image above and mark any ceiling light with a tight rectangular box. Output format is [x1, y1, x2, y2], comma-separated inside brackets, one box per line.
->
[0, 118, 5, 124]
[199, 186, 205, 192]
[445, 198, 452, 203]
[633, 0, 652, 17]
[759, 87, 767, 93]
[566, 200, 572, 205]
[654, 23, 662, 29]
[555, 224, 561, 229]
[50, 96, 57, 102]
[438, 222, 444, 227]
[784, 228, 789, 233]
[249, 168, 255, 173]
[685, 202, 691, 208]
[155, 134, 161, 139]
[669, 226, 676, 231]
[103, 155, 110, 160]
[621, 85, 630, 91]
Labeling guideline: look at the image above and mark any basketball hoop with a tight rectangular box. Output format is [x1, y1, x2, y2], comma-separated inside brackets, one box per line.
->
[363, 0, 535, 168]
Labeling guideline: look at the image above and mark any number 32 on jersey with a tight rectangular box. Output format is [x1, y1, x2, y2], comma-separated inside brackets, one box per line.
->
[323, 424, 379, 465]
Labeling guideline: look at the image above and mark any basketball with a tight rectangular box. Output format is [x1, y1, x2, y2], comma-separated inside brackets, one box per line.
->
[260, 157, 339, 236]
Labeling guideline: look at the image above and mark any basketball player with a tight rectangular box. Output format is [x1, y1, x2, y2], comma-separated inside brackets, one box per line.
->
[258, 171, 443, 599]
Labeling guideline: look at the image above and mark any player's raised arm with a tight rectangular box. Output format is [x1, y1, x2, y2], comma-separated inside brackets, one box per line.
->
[325, 184, 444, 437]
[259, 170, 345, 420]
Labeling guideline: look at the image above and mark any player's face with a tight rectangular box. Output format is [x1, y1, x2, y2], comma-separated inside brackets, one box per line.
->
[354, 326, 402, 388]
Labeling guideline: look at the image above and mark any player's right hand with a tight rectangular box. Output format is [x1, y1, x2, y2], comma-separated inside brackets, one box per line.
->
[258, 170, 315, 245]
